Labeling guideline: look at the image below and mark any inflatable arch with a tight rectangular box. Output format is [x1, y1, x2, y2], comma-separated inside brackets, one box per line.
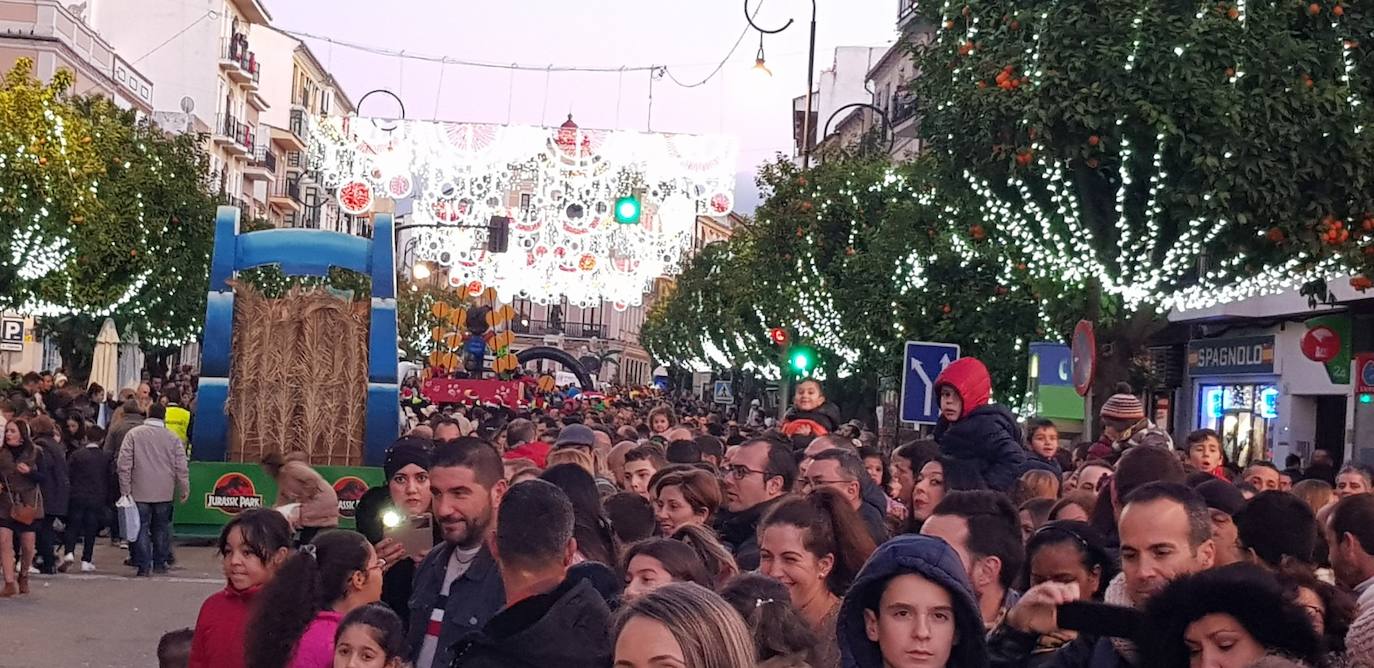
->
[193, 206, 399, 466]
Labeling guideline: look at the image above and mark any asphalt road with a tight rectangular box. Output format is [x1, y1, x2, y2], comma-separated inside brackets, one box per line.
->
[1, 540, 224, 668]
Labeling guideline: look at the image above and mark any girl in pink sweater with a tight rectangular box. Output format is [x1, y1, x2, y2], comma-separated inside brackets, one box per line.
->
[244, 530, 383, 668]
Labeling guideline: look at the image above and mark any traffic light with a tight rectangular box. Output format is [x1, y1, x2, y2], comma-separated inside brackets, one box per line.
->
[1361, 393, 1373, 405]
[768, 327, 789, 347]
[614, 196, 642, 224]
[787, 346, 816, 376]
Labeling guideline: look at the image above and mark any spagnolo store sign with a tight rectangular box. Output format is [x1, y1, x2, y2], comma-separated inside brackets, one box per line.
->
[1188, 335, 1276, 376]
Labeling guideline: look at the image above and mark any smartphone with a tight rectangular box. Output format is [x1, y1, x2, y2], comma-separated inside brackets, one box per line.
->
[384, 513, 434, 557]
[1057, 601, 1143, 640]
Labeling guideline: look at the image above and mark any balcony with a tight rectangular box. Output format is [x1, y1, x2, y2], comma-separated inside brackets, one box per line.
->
[243, 145, 277, 182]
[214, 113, 253, 157]
[897, 0, 919, 30]
[270, 178, 303, 213]
[891, 91, 919, 137]
[510, 319, 608, 339]
[284, 150, 306, 174]
[271, 108, 309, 153]
[219, 34, 261, 87]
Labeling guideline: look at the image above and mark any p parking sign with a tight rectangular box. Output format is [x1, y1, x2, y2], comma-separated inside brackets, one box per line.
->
[0, 318, 23, 352]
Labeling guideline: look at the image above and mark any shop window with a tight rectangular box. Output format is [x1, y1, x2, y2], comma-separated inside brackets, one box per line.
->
[1197, 383, 1277, 466]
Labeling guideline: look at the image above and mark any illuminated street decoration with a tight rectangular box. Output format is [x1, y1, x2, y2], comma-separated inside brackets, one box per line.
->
[308, 115, 738, 307]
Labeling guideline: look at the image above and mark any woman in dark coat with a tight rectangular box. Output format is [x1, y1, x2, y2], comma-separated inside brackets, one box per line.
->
[28, 415, 69, 574]
[1, 418, 46, 596]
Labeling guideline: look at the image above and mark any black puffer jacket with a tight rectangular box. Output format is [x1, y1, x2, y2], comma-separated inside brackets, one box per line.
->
[934, 404, 1026, 493]
[35, 437, 69, 517]
[449, 576, 613, 668]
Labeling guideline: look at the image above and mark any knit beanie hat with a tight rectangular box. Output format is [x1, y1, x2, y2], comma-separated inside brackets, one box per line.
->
[1100, 384, 1146, 421]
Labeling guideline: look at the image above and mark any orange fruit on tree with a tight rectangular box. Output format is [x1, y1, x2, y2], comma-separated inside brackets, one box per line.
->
[1228, 7, 1240, 18]
[1266, 227, 1285, 243]
[1015, 149, 1033, 166]
[1088, 135, 1100, 146]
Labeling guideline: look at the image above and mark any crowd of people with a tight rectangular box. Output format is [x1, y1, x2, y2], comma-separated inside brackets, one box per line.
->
[9, 357, 1374, 668]
[1, 368, 194, 590]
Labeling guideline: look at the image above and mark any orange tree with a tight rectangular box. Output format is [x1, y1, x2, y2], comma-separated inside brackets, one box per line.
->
[642, 154, 1051, 407]
[2, 60, 217, 356]
[909, 0, 1374, 390]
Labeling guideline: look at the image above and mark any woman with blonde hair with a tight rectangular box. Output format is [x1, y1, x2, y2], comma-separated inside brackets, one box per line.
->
[613, 582, 756, 668]
[545, 447, 595, 475]
[1293, 478, 1335, 514]
[1015, 468, 1060, 504]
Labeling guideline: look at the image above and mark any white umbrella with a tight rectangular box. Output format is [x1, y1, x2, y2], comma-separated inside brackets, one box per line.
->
[90, 318, 119, 393]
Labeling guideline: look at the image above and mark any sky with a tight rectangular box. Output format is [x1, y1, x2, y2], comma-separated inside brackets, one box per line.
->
[267, 0, 897, 211]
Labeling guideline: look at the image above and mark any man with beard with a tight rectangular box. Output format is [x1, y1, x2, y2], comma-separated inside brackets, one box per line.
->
[990, 482, 1215, 666]
[409, 438, 508, 668]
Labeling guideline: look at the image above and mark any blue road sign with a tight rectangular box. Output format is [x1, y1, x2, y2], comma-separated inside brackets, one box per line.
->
[900, 341, 961, 424]
[713, 380, 735, 405]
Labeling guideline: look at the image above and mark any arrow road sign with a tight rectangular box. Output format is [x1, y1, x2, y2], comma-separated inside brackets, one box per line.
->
[900, 341, 961, 424]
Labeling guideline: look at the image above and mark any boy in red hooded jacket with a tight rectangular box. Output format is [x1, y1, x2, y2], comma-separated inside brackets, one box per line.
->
[931, 357, 1026, 493]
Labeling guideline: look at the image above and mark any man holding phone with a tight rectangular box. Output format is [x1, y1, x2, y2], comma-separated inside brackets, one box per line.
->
[990, 482, 1215, 666]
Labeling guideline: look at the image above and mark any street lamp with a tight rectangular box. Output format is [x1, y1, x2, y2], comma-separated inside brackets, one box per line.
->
[745, 0, 817, 169]
[822, 102, 897, 155]
[752, 35, 773, 78]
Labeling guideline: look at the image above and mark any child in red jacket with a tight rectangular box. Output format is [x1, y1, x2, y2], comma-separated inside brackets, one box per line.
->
[188, 509, 292, 668]
[931, 357, 1025, 493]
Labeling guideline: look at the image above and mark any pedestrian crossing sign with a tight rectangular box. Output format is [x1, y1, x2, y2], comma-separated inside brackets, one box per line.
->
[713, 380, 734, 405]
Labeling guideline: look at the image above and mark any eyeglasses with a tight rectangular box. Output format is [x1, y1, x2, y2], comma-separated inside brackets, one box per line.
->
[726, 465, 771, 480]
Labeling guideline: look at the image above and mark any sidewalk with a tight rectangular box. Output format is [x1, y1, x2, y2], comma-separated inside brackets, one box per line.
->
[0, 540, 224, 668]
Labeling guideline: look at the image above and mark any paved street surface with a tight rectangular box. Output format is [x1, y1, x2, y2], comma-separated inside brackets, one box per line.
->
[2, 540, 223, 668]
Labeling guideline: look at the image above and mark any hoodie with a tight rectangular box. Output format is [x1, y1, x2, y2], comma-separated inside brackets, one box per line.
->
[449, 576, 613, 668]
[838, 535, 989, 668]
[931, 358, 1025, 492]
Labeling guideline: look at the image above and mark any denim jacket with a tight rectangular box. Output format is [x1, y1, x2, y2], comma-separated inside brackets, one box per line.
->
[406, 541, 505, 668]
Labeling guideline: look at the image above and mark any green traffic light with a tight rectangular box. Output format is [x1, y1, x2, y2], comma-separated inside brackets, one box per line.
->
[789, 346, 815, 374]
[614, 196, 641, 224]
[1361, 393, 1373, 405]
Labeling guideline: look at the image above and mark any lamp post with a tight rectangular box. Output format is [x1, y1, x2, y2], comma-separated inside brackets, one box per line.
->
[745, 0, 817, 170]
[821, 102, 896, 156]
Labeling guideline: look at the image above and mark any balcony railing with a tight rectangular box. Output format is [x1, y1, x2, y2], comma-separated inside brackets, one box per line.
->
[222, 33, 261, 84]
[510, 319, 608, 339]
[251, 145, 278, 172]
[216, 113, 254, 150]
[891, 92, 918, 125]
[897, 0, 918, 24]
[274, 178, 301, 203]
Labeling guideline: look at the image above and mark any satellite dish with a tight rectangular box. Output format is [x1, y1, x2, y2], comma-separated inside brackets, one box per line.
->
[179, 96, 195, 113]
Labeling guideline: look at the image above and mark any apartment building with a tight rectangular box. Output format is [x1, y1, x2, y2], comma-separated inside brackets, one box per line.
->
[790, 46, 887, 160]
[0, 0, 154, 113]
[85, 0, 270, 216]
[253, 26, 358, 234]
[809, 1, 935, 160]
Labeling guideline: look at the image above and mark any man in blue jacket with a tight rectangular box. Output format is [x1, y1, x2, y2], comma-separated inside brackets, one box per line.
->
[408, 439, 507, 668]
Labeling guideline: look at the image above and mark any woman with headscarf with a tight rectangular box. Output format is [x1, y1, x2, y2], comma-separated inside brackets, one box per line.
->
[354, 437, 434, 629]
